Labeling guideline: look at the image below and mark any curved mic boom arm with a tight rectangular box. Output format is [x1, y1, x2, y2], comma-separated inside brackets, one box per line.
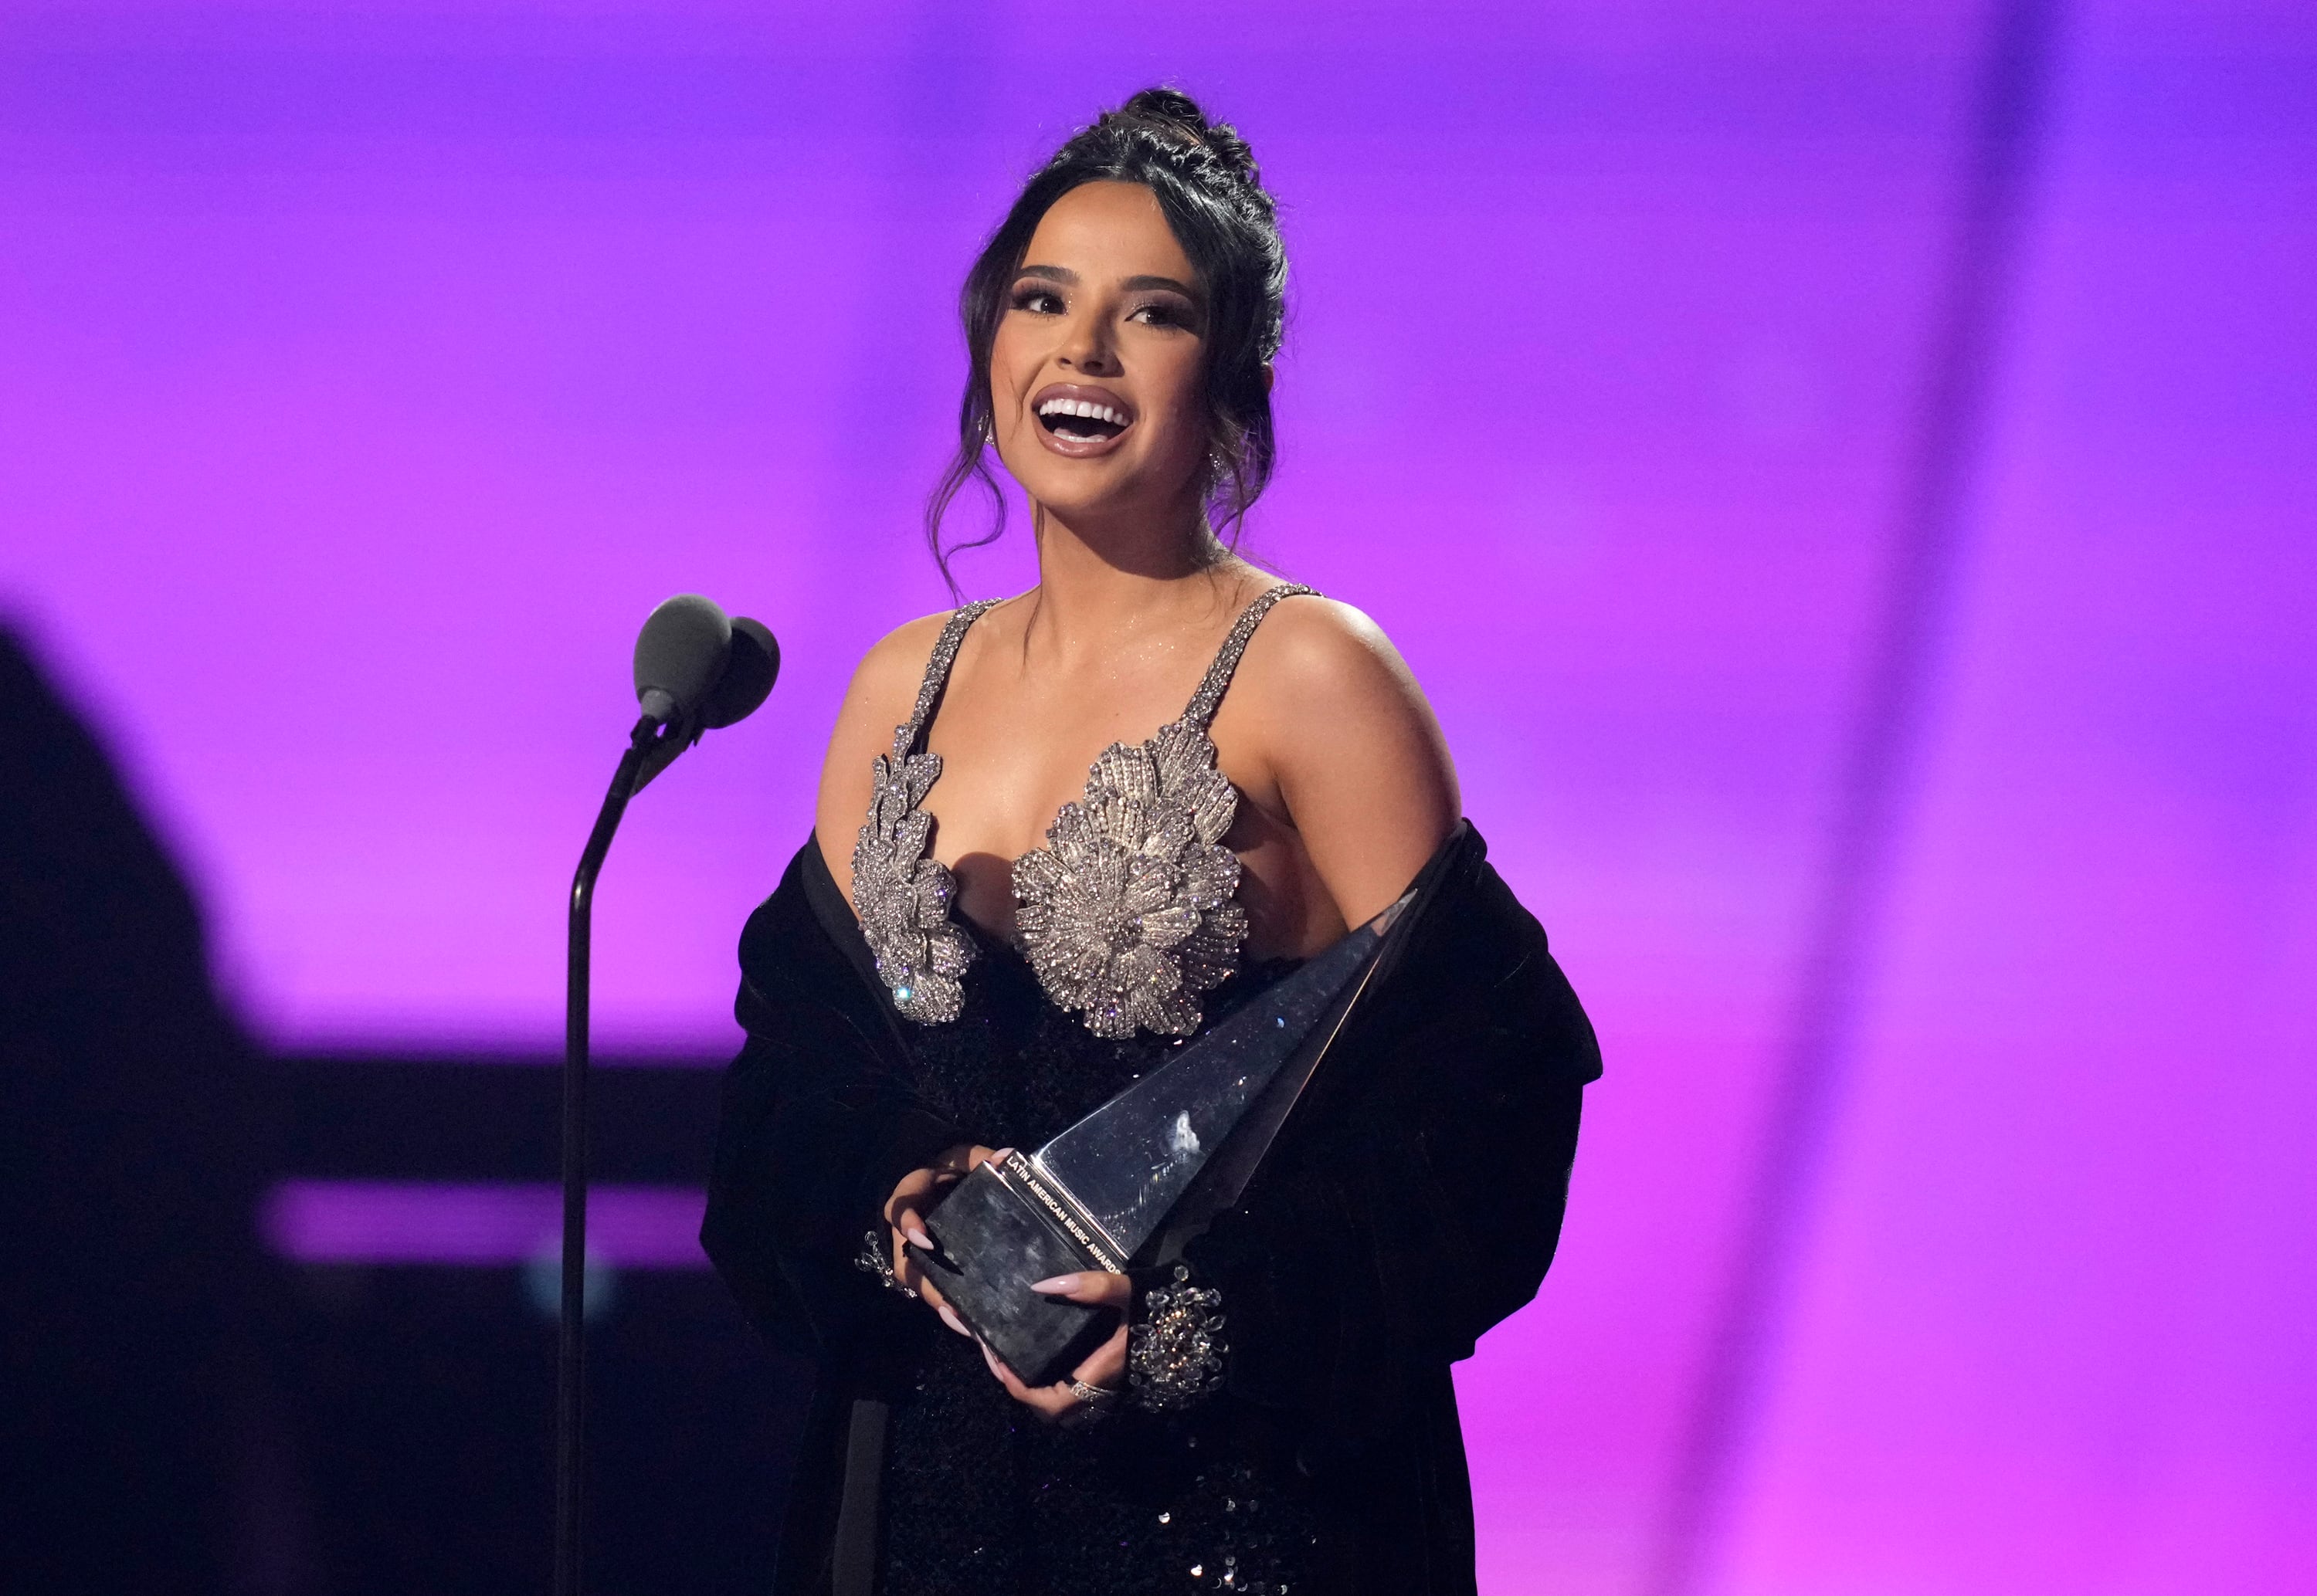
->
[558, 712, 655, 1596]
[558, 600, 777, 1596]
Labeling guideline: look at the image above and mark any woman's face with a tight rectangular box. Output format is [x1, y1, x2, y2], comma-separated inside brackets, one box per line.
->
[987, 181, 1211, 530]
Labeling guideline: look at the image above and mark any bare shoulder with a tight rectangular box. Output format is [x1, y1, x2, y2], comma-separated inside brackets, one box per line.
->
[814, 609, 958, 890]
[1223, 589, 1460, 923]
[840, 610, 957, 733]
[1231, 591, 1443, 743]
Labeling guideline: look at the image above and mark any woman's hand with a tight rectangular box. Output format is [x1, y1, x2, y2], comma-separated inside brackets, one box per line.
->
[883, 1144, 997, 1337]
[977, 1271, 1133, 1423]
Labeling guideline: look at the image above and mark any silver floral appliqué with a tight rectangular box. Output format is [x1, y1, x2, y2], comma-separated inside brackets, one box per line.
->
[1011, 719, 1248, 1039]
[851, 732, 976, 1024]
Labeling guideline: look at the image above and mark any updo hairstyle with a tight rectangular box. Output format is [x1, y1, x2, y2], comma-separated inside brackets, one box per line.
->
[927, 87, 1288, 588]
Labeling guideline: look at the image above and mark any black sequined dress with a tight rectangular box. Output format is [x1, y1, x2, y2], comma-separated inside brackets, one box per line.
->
[876, 920, 1318, 1594]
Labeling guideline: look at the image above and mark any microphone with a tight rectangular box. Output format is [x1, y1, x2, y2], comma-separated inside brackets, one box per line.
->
[628, 595, 780, 789]
[632, 594, 732, 726]
[560, 590, 778, 1596]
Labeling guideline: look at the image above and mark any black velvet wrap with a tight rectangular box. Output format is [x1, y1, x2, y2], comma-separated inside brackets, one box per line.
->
[703, 821, 1600, 1595]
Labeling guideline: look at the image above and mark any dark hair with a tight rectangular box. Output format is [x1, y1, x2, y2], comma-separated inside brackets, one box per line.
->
[926, 87, 1287, 591]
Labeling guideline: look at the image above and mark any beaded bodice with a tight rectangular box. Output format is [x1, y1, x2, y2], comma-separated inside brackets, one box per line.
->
[849, 583, 1315, 1036]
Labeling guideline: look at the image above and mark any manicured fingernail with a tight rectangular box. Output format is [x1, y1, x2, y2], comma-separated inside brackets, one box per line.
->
[1030, 1275, 1080, 1295]
[980, 1343, 1004, 1377]
[937, 1303, 970, 1337]
[905, 1226, 934, 1250]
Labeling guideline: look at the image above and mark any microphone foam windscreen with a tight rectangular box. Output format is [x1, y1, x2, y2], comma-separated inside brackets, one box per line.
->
[702, 616, 779, 729]
[632, 594, 731, 719]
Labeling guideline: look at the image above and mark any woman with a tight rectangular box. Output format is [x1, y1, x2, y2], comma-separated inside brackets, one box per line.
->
[703, 89, 1600, 1595]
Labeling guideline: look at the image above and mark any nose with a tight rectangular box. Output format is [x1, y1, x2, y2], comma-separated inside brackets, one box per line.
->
[1057, 311, 1120, 378]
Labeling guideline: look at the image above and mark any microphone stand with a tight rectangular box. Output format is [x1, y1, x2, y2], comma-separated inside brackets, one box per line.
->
[558, 713, 660, 1596]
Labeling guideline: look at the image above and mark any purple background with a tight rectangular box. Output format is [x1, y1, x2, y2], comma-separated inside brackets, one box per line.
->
[3, 1, 2310, 1590]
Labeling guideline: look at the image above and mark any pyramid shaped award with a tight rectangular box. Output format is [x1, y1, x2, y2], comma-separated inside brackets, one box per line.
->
[915, 886, 1416, 1386]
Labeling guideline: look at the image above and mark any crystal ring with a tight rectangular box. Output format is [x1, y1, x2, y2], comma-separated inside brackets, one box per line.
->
[1064, 1379, 1125, 1425]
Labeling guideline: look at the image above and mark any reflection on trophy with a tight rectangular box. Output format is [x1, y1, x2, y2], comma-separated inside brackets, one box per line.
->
[917, 888, 1416, 1384]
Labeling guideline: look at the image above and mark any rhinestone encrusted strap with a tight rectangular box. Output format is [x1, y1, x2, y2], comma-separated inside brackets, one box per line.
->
[1179, 583, 1316, 730]
[850, 601, 1000, 1025]
[898, 599, 1002, 757]
[1128, 1263, 1228, 1411]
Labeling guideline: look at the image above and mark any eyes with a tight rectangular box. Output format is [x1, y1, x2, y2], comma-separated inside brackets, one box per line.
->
[1008, 283, 1196, 332]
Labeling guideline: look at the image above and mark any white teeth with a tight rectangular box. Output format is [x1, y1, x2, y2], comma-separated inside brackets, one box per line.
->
[1039, 397, 1128, 428]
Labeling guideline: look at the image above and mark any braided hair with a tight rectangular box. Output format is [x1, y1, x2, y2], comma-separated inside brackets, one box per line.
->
[927, 88, 1288, 591]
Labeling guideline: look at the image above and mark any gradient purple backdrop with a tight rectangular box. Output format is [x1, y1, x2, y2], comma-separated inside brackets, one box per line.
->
[2, 1, 2310, 1591]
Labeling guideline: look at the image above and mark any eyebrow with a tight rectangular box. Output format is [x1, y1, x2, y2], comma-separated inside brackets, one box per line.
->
[1013, 265, 1203, 300]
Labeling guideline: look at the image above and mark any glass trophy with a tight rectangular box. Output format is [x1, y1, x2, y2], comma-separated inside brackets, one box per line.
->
[915, 886, 1415, 1386]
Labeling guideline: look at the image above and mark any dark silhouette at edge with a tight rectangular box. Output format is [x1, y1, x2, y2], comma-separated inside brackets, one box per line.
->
[0, 623, 310, 1594]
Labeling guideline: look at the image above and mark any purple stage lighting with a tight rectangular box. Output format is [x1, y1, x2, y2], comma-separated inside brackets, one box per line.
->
[3, 1, 2310, 1590]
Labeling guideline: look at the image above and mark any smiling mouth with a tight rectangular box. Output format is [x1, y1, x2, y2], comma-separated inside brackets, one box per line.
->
[1036, 397, 1130, 442]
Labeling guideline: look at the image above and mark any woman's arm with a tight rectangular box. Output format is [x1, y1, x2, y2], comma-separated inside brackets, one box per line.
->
[704, 612, 988, 1367]
[1220, 595, 1461, 935]
[801, 614, 1016, 1342]
[1176, 605, 1589, 1442]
